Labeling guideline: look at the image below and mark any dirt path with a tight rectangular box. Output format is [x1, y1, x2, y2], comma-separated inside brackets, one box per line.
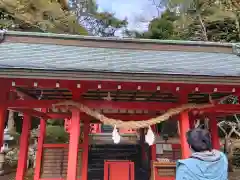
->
[0, 172, 15, 180]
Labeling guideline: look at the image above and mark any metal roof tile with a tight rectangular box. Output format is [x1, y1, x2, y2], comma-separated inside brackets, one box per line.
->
[1, 42, 240, 76]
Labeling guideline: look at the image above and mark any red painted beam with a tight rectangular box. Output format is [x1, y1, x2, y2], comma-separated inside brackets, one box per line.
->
[1, 78, 240, 94]
[74, 113, 156, 121]
[14, 89, 36, 100]
[11, 108, 235, 122]
[203, 104, 240, 113]
[12, 108, 71, 119]
[10, 108, 158, 121]
[12, 108, 51, 119]
[6, 99, 240, 114]
[6, 100, 60, 108]
[46, 112, 71, 119]
[6, 99, 179, 111]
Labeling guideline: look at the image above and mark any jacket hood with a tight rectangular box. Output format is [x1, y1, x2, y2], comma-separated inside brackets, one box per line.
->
[191, 150, 222, 162]
[177, 150, 228, 180]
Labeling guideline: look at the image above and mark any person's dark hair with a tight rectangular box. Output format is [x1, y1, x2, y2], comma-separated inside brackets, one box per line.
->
[186, 128, 212, 152]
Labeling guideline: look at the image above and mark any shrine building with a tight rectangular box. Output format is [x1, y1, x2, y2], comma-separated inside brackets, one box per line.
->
[0, 31, 240, 180]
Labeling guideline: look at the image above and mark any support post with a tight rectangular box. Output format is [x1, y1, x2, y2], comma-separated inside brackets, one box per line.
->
[16, 115, 31, 180]
[0, 107, 6, 148]
[66, 109, 80, 180]
[81, 120, 90, 180]
[34, 116, 46, 180]
[179, 111, 191, 159]
[209, 115, 220, 150]
[0, 88, 8, 148]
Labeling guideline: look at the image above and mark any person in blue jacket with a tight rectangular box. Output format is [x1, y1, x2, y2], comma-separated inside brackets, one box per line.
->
[176, 128, 228, 180]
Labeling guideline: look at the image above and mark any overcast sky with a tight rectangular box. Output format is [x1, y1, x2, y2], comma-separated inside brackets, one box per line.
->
[96, 0, 162, 31]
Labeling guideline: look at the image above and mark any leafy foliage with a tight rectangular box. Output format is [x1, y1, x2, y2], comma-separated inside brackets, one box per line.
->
[134, 0, 240, 42]
[95, 12, 128, 29]
[130, 10, 180, 39]
[45, 125, 69, 143]
[0, 0, 127, 36]
[0, 0, 88, 34]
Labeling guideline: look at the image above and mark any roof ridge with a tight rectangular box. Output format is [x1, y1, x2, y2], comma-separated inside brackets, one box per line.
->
[5, 30, 235, 47]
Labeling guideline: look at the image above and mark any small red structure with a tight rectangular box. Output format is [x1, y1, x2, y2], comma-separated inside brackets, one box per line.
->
[104, 161, 134, 180]
[0, 31, 240, 180]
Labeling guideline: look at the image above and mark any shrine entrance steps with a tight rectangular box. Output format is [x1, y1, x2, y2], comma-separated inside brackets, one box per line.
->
[88, 144, 148, 180]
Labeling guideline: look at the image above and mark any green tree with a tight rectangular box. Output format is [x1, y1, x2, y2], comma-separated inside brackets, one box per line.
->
[217, 0, 240, 40]
[0, 0, 128, 36]
[138, 0, 240, 42]
[129, 10, 179, 40]
[0, 0, 88, 34]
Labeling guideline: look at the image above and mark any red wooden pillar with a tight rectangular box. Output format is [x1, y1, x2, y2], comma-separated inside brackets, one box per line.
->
[81, 120, 90, 180]
[209, 115, 220, 150]
[67, 109, 80, 180]
[34, 117, 46, 180]
[179, 111, 191, 159]
[0, 107, 6, 148]
[0, 87, 8, 148]
[16, 115, 31, 180]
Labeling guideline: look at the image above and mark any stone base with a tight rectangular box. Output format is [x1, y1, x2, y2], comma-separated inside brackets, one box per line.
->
[0, 152, 5, 176]
[0, 170, 4, 176]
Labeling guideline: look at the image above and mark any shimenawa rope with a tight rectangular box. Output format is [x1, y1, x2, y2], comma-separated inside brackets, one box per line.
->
[53, 100, 213, 129]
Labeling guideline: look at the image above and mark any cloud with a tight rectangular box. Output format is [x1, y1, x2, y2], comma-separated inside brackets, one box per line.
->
[96, 0, 160, 31]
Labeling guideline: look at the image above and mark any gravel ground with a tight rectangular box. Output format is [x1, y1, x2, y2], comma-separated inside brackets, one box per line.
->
[1, 170, 240, 180]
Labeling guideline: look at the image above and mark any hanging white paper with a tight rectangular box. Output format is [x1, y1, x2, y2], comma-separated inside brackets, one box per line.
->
[112, 125, 121, 144]
[145, 126, 155, 146]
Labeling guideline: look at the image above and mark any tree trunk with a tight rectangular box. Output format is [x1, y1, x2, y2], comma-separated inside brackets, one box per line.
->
[198, 15, 208, 41]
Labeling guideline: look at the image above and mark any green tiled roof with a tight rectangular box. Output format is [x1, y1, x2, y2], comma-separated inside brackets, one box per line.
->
[0, 31, 240, 77]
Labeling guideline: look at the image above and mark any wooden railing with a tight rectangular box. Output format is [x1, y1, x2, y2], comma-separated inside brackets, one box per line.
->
[152, 161, 176, 180]
[40, 144, 82, 180]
